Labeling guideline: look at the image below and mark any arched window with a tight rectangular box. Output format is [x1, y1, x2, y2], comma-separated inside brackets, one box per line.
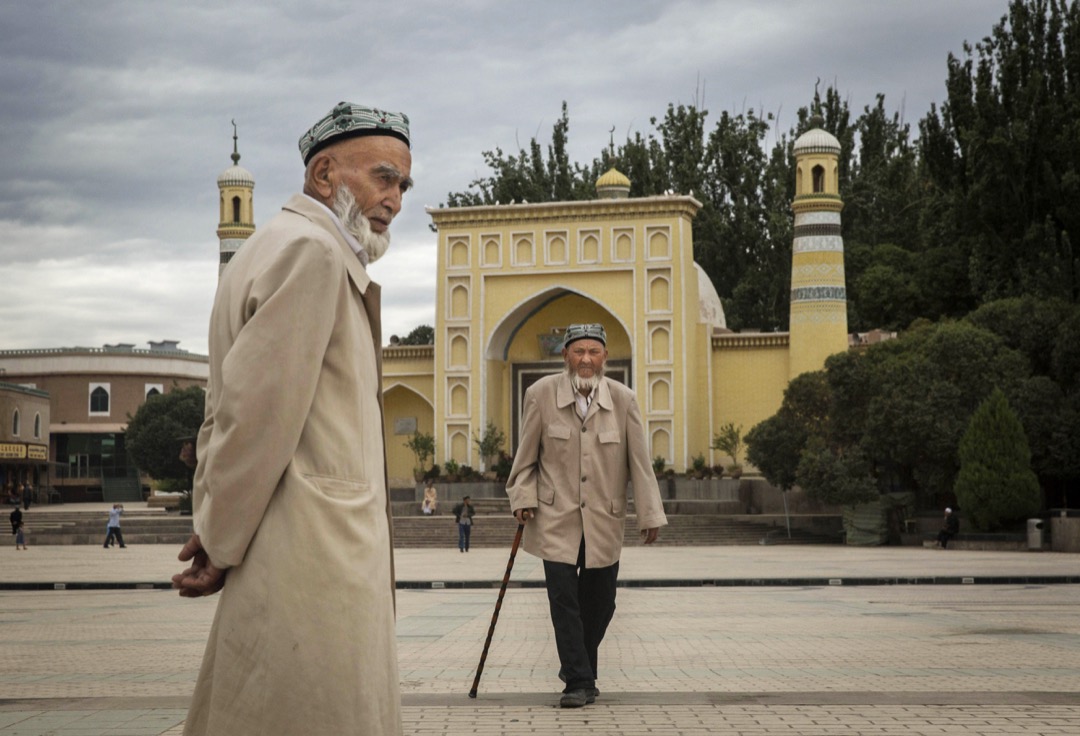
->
[12, 409, 19, 436]
[812, 165, 825, 193]
[232, 196, 241, 222]
[90, 385, 110, 414]
[34, 413, 41, 439]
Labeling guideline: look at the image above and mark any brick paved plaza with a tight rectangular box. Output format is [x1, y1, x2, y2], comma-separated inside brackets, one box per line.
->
[1, 542, 1078, 735]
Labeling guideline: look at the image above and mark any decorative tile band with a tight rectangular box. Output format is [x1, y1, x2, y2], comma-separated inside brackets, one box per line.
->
[793, 223, 842, 238]
[793, 235, 845, 253]
[791, 286, 847, 302]
[794, 211, 841, 226]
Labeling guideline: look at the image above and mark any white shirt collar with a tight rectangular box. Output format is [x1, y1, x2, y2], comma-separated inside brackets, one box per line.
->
[302, 194, 369, 266]
[574, 388, 593, 418]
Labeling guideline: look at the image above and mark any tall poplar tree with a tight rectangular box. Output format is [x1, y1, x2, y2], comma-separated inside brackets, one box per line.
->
[954, 388, 1042, 530]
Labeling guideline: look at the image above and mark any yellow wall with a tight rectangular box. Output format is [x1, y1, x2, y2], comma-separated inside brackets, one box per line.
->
[710, 336, 790, 466]
[383, 384, 435, 487]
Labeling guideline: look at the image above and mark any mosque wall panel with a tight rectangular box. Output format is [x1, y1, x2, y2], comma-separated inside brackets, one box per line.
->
[646, 226, 671, 260]
[481, 233, 502, 268]
[448, 235, 470, 269]
[578, 229, 601, 264]
[612, 228, 634, 262]
[512, 232, 535, 266]
[545, 230, 568, 266]
[647, 321, 672, 364]
[646, 268, 672, 313]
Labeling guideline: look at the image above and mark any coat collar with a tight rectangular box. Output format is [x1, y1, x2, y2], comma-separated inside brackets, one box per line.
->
[281, 194, 372, 296]
[555, 371, 614, 418]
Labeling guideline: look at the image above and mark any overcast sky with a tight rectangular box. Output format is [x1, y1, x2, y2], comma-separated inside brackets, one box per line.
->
[0, 0, 1010, 355]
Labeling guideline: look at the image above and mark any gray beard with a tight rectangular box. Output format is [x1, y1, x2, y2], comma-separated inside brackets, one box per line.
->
[331, 186, 392, 263]
[567, 364, 604, 393]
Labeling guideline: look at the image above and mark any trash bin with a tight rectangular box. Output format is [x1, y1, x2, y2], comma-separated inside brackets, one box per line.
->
[1027, 518, 1044, 550]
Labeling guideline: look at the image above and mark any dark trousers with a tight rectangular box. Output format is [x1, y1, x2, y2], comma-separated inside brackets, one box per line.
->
[542, 536, 619, 692]
[104, 527, 125, 548]
[458, 523, 471, 551]
[937, 530, 954, 548]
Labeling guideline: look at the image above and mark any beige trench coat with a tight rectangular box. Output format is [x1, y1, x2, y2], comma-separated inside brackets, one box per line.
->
[186, 194, 400, 735]
[506, 373, 667, 568]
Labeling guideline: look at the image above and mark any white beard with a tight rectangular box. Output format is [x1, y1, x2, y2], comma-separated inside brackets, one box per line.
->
[331, 186, 392, 263]
[567, 364, 604, 393]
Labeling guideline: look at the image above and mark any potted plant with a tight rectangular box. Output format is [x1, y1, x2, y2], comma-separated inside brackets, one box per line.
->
[711, 422, 744, 479]
[472, 422, 506, 478]
[444, 458, 461, 482]
[690, 453, 708, 480]
[652, 455, 667, 478]
[404, 431, 435, 482]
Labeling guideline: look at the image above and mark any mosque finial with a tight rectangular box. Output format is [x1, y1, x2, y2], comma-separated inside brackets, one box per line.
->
[231, 119, 240, 165]
[608, 125, 616, 159]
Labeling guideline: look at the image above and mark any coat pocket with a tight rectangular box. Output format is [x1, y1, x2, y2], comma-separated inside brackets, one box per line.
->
[548, 424, 572, 440]
[598, 430, 621, 445]
[304, 473, 368, 501]
[611, 496, 626, 518]
[538, 484, 556, 505]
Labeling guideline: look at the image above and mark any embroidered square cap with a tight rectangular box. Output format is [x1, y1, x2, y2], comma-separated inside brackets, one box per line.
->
[563, 323, 607, 349]
[299, 101, 411, 164]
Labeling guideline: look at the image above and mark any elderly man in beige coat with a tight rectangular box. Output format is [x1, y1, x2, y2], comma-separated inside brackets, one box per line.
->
[171, 102, 413, 735]
[506, 323, 667, 709]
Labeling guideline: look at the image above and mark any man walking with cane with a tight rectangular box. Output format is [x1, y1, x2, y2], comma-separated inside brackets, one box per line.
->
[506, 323, 667, 708]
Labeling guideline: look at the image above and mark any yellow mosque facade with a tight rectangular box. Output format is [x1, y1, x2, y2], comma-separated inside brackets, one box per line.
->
[378, 122, 849, 486]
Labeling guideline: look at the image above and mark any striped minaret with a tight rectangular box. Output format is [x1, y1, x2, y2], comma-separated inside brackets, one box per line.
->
[788, 116, 848, 379]
[216, 121, 255, 278]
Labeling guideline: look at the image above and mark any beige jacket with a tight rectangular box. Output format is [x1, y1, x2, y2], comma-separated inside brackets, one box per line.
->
[506, 373, 667, 568]
[186, 194, 400, 735]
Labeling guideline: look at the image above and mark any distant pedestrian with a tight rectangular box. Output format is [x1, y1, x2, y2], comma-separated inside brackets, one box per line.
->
[936, 507, 959, 549]
[14, 519, 27, 550]
[10, 505, 21, 535]
[22, 483, 33, 510]
[103, 504, 126, 548]
[421, 478, 438, 515]
[453, 496, 475, 552]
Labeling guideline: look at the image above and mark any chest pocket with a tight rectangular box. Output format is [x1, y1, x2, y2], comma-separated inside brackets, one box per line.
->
[598, 430, 620, 445]
[547, 424, 572, 441]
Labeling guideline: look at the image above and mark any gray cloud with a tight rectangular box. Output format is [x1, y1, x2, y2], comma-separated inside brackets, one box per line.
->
[0, 0, 1009, 353]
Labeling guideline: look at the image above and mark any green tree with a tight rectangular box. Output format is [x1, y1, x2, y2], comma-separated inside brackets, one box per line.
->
[398, 324, 434, 345]
[472, 421, 506, 469]
[920, 0, 1080, 305]
[954, 388, 1042, 530]
[124, 385, 205, 481]
[710, 422, 744, 470]
[404, 431, 435, 478]
[746, 372, 830, 491]
[796, 437, 878, 507]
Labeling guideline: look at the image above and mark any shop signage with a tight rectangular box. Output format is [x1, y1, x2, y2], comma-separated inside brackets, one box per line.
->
[27, 445, 47, 461]
[0, 443, 27, 459]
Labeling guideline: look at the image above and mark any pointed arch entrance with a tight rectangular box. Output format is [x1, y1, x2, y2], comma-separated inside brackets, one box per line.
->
[484, 288, 630, 450]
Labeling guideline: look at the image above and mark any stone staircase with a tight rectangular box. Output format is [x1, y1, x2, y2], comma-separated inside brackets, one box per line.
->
[20, 510, 194, 546]
[22, 498, 841, 548]
[101, 475, 145, 504]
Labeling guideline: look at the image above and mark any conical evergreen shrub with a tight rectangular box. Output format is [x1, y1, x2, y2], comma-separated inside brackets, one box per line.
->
[954, 388, 1041, 530]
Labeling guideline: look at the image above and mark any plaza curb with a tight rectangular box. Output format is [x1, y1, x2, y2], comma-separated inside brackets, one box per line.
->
[3, 574, 1079, 591]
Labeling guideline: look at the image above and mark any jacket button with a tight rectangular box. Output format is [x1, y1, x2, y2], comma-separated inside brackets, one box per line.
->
[580, 501, 586, 508]
[581, 476, 587, 482]
[581, 426, 587, 432]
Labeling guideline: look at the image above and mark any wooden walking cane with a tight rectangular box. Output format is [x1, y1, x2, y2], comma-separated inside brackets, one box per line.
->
[468, 522, 525, 698]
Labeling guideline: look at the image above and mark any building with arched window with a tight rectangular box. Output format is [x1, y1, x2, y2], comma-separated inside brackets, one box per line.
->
[0, 343, 207, 501]
[0, 382, 50, 502]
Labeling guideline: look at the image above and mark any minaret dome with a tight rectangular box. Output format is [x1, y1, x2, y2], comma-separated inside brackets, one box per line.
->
[216, 120, 255, 278]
